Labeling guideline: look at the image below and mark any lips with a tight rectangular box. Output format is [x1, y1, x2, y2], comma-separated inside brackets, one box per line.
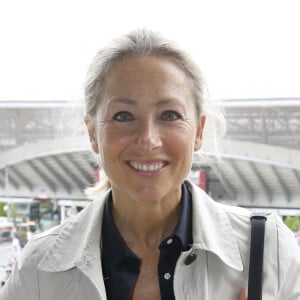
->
[127, 161, 168, 172]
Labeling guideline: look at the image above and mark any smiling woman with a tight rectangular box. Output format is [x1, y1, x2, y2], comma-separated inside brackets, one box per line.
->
[1, 29, 300, 300]
[84, 30, 225, 196]
[86, 55, 204, 207]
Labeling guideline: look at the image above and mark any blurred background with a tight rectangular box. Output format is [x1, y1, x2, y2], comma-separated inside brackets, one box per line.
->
[1, 0, 300, 287]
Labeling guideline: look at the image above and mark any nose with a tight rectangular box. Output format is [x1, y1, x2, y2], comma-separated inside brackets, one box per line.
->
[136, 118, 162, 151]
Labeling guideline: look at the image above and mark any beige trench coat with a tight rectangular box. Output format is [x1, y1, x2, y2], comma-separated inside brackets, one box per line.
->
[1, 180, 300, 300]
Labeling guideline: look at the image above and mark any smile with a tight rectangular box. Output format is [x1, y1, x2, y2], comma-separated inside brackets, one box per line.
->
[127, 161, 167, 172]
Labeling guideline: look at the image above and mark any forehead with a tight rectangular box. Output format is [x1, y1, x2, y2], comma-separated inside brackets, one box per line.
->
[100, 55, 193, 102]
[107, 54, 188, 81]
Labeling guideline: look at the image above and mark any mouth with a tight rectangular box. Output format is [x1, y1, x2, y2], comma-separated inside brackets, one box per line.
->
[126, 160, 168, 173]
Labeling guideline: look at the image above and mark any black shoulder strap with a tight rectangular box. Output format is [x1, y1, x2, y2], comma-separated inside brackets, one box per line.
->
[247, 214, 267, 300]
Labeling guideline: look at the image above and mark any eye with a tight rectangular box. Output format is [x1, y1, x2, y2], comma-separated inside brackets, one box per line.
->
[113, 111, 134, 122]
[161, 110, 182, 121]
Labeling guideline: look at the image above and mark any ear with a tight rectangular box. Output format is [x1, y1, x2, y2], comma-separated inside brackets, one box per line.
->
[84, 115, 99, 153]
[194, 115, 206, 151]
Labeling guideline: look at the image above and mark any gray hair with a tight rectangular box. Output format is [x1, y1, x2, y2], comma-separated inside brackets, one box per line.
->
[84, 28, 206, 122]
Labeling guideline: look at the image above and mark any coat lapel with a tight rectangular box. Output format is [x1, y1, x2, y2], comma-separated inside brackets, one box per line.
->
[186, 180, 244, 272]
[38, 190, 110, 299]
[37, 180, 244, 299]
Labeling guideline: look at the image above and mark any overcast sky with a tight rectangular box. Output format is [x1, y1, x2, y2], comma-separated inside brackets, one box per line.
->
[0, 0, 299, 101]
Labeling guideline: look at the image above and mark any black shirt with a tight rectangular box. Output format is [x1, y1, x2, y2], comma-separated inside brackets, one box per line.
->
[101, 183, 193, 300]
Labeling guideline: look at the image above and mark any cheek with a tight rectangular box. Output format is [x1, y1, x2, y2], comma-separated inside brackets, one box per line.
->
[97, 124, 131, 157]
[171, 120, 197, 140]
[164, 123, 196, 152]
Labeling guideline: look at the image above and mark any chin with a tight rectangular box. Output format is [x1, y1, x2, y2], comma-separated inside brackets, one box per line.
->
[130, 184, 177, 204]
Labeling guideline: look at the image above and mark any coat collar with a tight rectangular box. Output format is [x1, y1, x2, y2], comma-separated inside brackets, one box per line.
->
[185, 180, 244, 272]
[38, 181, 244, 274]
[38, 189, 110, 299]
[38, 190, 109, 272]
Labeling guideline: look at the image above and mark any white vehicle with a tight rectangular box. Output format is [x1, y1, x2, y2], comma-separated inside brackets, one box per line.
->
[0, 222, 14, 244]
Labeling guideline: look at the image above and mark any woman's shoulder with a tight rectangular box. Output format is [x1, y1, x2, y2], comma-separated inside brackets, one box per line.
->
[188, 180, 298, 252]
[17, 222, 66, 269]
[186, 179, 251, 221]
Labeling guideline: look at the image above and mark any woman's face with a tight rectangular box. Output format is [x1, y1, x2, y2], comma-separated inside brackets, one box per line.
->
[90, 55, 205, 203]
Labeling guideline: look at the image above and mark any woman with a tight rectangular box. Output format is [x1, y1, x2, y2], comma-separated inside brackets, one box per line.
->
[1, 29, 299, 300]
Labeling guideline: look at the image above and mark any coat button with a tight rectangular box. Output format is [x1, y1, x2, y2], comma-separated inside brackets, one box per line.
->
[166, 238, 173, 245]
[184, 253, 197, 265]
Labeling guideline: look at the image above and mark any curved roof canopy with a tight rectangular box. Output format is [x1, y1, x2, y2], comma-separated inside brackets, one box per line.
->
[0, 99, 299, 209]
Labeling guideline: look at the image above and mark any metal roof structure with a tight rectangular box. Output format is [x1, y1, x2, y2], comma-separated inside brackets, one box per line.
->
[0, 99, 300, 210]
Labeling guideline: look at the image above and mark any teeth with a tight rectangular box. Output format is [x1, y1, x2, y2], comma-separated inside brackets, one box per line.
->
[130, 162, 164, 172]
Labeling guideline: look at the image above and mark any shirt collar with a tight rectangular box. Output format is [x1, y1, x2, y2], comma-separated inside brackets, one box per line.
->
[172, 182, 192, 250]
[101, 192, 139, 274]
[102, 183, 193, 272]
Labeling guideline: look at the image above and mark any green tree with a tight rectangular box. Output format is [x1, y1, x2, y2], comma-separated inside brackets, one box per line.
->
[0, 202, 7, 217]
[284, 216, 300, 232]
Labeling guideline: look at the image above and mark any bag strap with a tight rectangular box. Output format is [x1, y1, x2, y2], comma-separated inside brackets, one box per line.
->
[247, 214, 267, 300]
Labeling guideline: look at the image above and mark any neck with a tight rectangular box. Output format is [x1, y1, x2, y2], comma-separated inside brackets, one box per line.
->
[111, 188, 182, 249]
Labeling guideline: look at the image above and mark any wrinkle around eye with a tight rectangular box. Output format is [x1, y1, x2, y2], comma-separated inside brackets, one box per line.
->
[161, 110, 182, 121]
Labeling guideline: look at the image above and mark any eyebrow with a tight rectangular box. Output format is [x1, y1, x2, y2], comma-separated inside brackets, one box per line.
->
[109, 98, 136, 105]
[156, 99, 178, 106]
[109, 97, 183, 106]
